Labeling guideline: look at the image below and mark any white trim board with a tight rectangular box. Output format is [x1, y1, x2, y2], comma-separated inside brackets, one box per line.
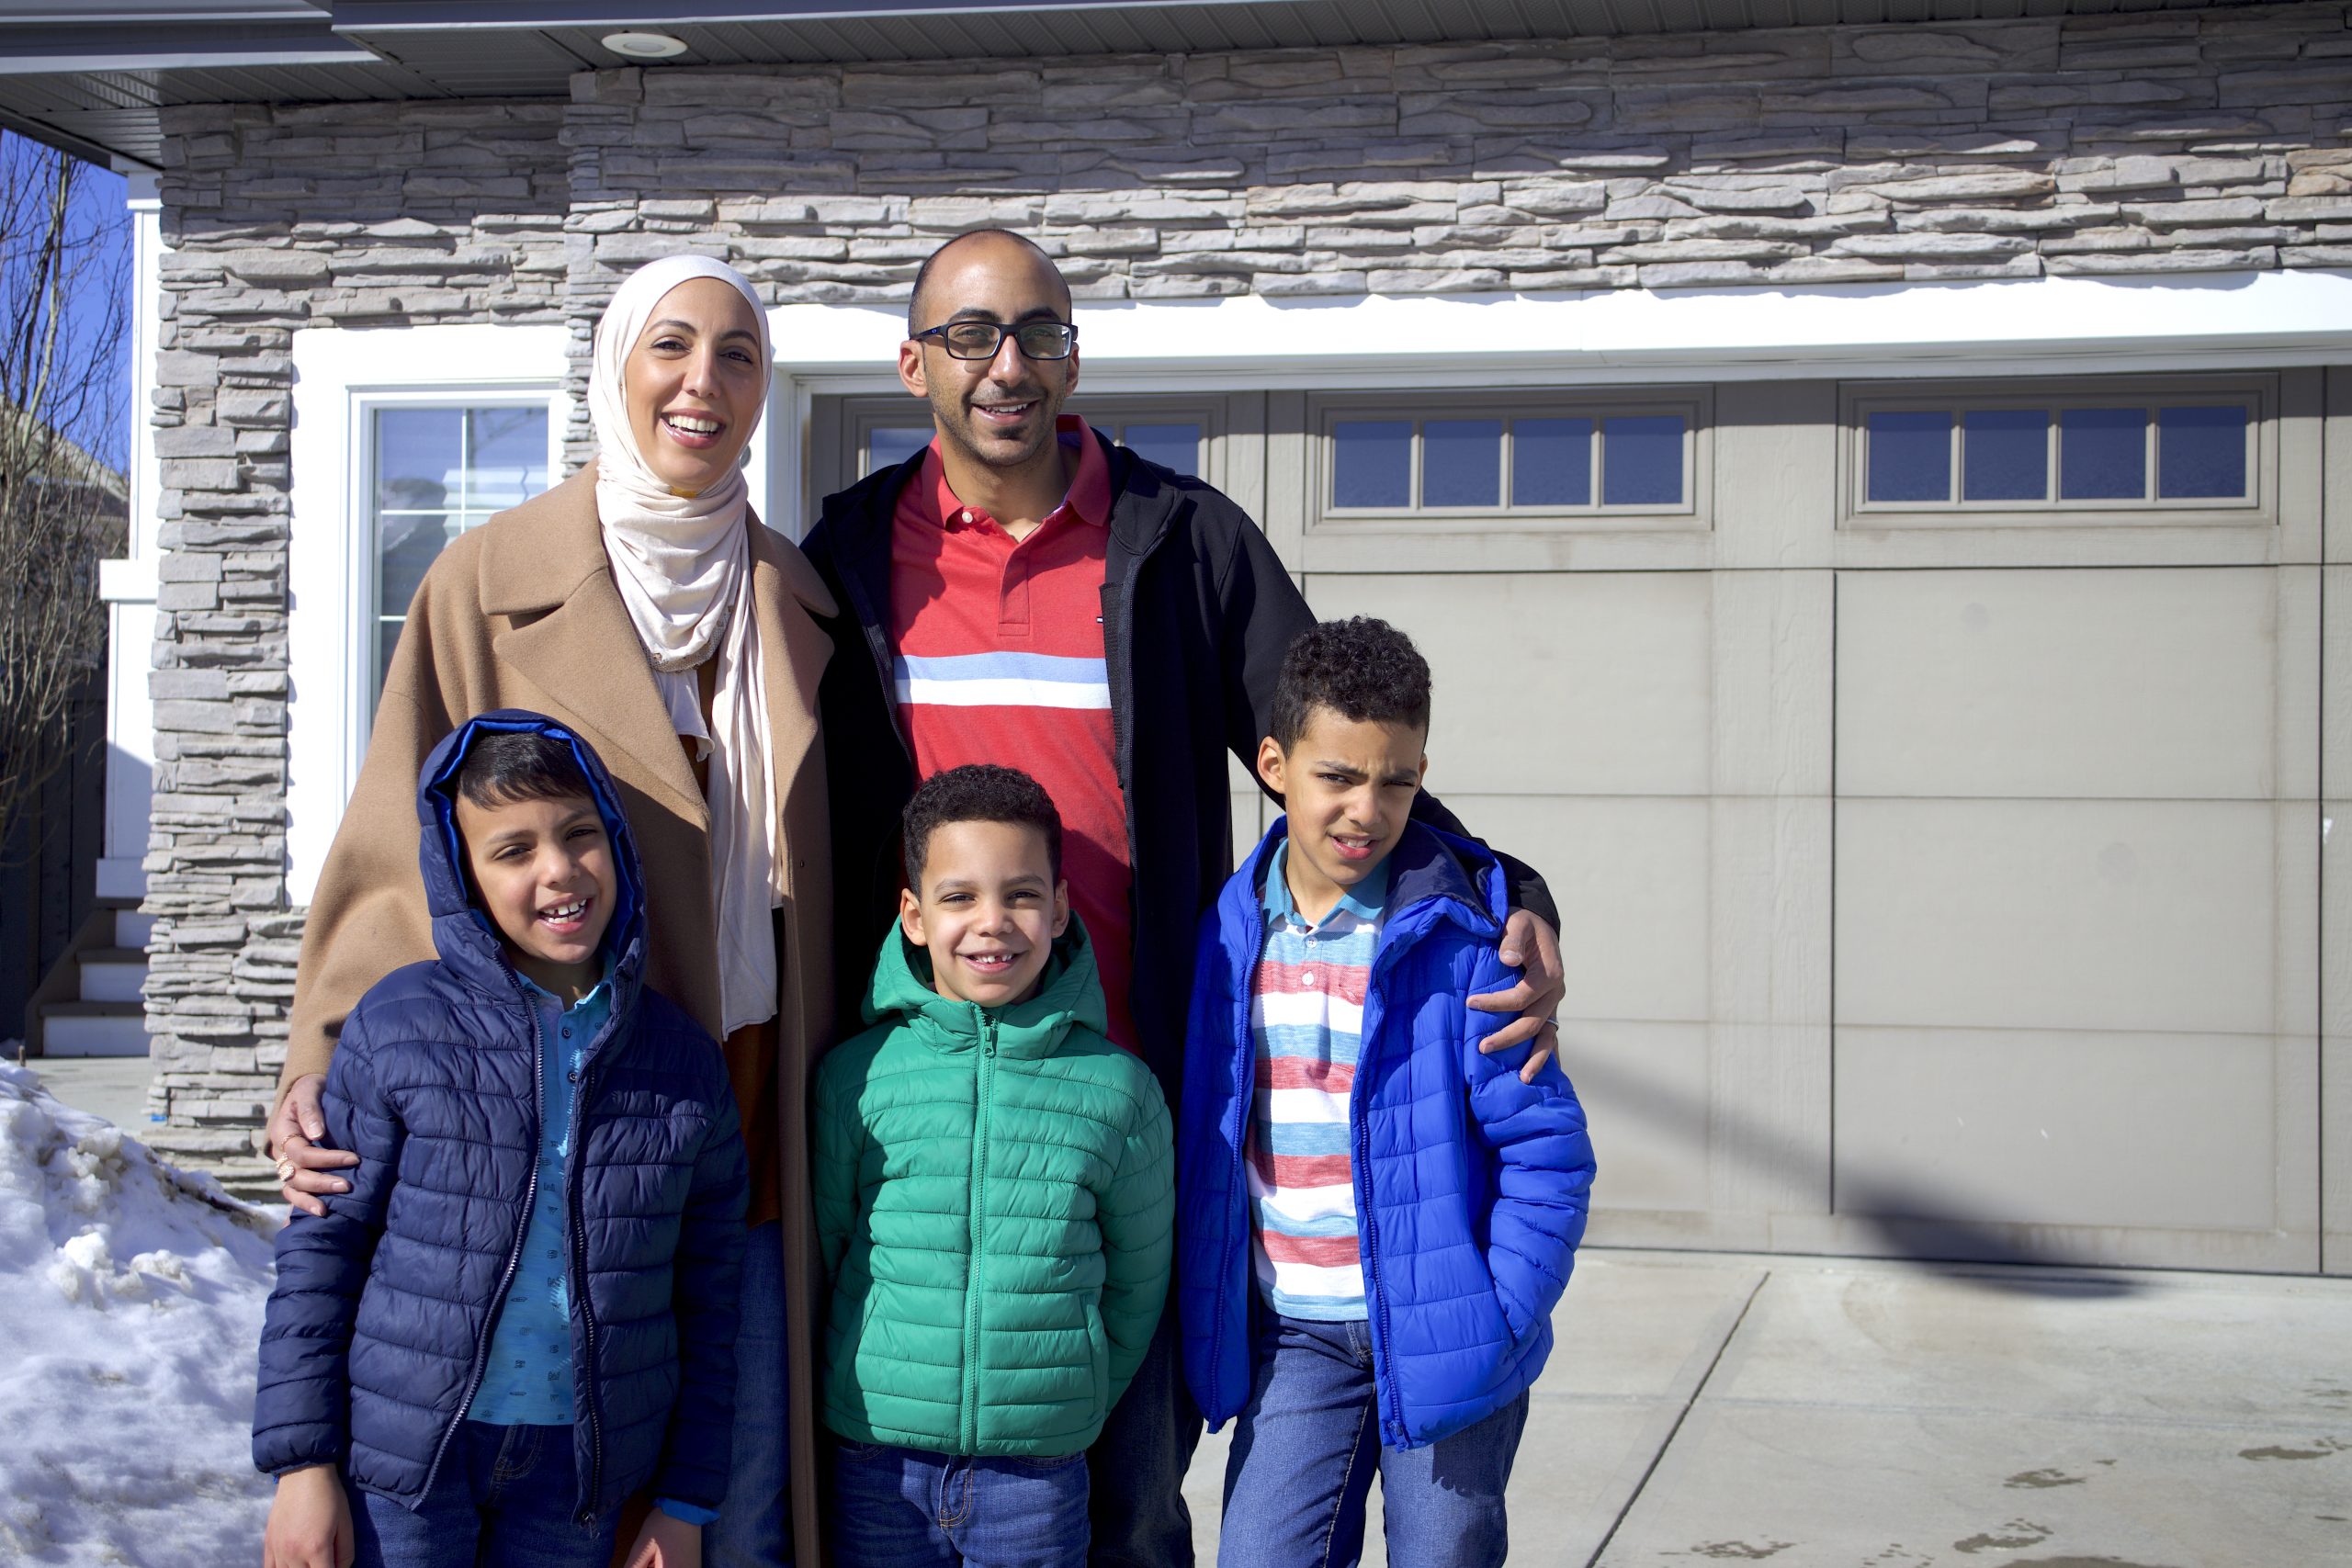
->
[772, 268, 2352, 393]
[100, 173, 164, 899]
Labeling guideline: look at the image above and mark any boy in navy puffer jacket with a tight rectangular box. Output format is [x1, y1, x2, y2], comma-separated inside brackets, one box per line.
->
[1178, 619, 1596, 1568]
[254, 711, 748, 1568]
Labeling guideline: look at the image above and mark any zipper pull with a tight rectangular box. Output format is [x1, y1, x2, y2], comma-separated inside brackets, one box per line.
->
[982, 1013, 998, 1056]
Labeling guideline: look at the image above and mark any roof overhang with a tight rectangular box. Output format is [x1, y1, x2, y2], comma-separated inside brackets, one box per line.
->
[0, 0, 2275, 171]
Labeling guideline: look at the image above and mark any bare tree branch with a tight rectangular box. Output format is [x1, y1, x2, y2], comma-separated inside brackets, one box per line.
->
[0, 132, 127, 865]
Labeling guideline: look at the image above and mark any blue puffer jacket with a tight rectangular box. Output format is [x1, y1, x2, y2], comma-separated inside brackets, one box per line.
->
[1179, 818, 1595, 1450]
[253, 710, 748, 1519]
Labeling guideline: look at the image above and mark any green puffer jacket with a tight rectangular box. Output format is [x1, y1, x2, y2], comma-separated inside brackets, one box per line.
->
[814, 918, 1175, 1458]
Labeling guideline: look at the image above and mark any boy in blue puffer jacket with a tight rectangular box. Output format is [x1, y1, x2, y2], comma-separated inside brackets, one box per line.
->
[1178, 618, 1595, 1568]
[254, 711, 747, 1568]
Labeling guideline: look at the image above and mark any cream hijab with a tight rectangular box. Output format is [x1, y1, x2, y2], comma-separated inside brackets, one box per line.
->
[587, 254, 779, 1037]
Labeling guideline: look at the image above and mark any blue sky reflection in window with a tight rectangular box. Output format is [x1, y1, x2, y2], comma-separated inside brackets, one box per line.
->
[1423, 419, 1501, 507]
[1867, 410, 1951, 503]
[2157, 406, 2246, 499]
[375, 403, 548, 696]
[1603, 414, 1685, 506]
[1334, 420, 1412, 507]
[1118, 423, 1202, 479]
[868, 425, 933, 475]
[1962, 409, 2047, 502]
[2060, 407, 2146, 500]
[1513, 417, 1592, 506]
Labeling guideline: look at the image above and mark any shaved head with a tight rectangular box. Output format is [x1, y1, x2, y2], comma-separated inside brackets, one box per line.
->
[908, 229, 1071, 337]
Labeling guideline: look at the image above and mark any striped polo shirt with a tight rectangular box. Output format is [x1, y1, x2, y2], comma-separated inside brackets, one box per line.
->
[1246, 840, 1389, 1321]
[889, 417, 1136, 1047]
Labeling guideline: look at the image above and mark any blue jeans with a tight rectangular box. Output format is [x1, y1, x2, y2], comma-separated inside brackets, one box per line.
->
[831, 1440, 1090, 1568]
[350, 1422, 617, 1568]
[1085, 1303, 1201, 1566]
[1217, 1315, 1530, 1568]
[707, 1220, 792, 1567]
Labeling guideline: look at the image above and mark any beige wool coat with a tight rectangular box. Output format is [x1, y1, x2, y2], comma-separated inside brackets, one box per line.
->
[282, 463, 838, 1563]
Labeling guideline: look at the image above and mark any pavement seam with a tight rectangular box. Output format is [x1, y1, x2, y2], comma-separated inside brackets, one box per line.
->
[1585, 1266, 1771, 1568]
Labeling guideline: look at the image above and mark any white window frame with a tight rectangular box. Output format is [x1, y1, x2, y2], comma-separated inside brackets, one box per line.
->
[287, 324, 570, 904]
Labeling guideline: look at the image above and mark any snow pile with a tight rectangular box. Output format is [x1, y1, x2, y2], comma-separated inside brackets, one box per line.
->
[0, 1060, 279, 1564]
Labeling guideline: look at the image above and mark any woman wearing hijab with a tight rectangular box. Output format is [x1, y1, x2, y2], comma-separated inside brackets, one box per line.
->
[271, 254, 834, 1568]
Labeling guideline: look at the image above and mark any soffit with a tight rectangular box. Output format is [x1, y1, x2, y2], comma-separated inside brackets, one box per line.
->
[0, 0, 2279, 168]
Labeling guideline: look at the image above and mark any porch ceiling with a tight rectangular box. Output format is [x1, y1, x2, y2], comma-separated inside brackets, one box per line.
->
[0, 0, 2276, 168]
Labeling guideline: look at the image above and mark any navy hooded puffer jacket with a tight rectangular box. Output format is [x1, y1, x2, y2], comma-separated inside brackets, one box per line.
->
[252, 709, 748, 1519]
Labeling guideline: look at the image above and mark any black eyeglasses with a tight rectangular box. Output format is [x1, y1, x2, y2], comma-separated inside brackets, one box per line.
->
[912, 320, 1079, 361]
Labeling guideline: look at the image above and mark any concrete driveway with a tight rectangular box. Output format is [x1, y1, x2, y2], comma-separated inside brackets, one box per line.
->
[1183, 1248, 2352, 1566]
[27, 1062, 2348, 1563]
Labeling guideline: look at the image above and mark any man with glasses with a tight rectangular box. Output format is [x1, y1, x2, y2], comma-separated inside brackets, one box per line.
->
[799, 228, 1566, 1567]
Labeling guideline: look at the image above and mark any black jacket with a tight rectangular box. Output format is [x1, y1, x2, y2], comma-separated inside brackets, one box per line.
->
[800, 434, 1555, 1101]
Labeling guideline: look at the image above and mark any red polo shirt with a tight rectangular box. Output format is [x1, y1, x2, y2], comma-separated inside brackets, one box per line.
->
[888, 417, 1136, 1047]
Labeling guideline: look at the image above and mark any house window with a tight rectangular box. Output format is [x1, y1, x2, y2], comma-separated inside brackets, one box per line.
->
[1319, 396, 1701, 516]
[1854, 379, 2263, 514]
[371, 403, 550, 696]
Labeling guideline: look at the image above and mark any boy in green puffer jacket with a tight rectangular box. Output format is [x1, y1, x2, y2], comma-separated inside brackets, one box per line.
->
[814, 763, 1175, 1567]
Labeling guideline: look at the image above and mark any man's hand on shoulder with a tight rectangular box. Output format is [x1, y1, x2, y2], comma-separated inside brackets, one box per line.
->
[1467, 908, 1565, 1084]
[267, 1074, 358, 1217]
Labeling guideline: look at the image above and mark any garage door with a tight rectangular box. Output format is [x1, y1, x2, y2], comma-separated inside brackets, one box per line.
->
[809, 369, 2345, 1275]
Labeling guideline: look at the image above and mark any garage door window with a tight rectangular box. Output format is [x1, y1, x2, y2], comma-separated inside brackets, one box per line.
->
[1855, 381, 2261, 513]
[1321, 396, 1702, 517]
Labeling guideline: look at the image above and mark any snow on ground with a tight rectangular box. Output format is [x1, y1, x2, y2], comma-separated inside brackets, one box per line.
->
[0, 1056, 278, 1565]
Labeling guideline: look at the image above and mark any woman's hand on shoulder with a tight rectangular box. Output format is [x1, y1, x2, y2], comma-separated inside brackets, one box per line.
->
[266, 1074, 358, 1216]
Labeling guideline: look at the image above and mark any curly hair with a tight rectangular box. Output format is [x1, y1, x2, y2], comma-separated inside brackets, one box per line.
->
[901, 763, 1065, 891]
[1267, 615, 1432, 750]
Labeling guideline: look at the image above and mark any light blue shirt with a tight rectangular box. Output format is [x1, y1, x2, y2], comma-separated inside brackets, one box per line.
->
[467, 972, 610, 1427]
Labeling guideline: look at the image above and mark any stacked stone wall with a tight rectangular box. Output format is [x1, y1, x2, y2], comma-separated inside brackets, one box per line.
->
[142, 3, 2352, 1180]
[549, 4, 2352, 458]
[141, 99, 567, 1171]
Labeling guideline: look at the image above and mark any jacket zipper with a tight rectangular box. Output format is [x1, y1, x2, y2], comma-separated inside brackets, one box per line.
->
[1350, 885, 1492, 1450]
[836, 482, 917, 770]
[1204, 899, 1265, 1415]
[1355, 932, 1416, 1450]
[963, 1010, 998, 1453]
[568, 1056, 606, 1523]
[566, 988, 633, 1522]
[419, 976, 539, 1503]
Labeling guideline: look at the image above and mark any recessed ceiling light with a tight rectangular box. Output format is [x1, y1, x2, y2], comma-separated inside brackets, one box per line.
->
[602, 31, 689, 61]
